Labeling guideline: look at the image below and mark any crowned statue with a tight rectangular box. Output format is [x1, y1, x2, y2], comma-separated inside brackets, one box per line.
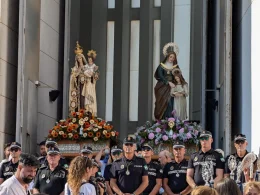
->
[69, 42, 99, 116]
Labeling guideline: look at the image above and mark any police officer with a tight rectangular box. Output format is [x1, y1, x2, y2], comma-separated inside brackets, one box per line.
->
[38, 140, 47, 157]
[104, 145, 123, 195]
[110, 136, 149, 195]
[90, 159, 106, 195]
[81, 146, 94, 158]
[141, 143, 163, 195]
[0, 142, 22, 184]
[224, 134, 257, 188]
[33, 146, 68, 195]
[163, 141, 191, 195]
[187, 130, 225, 188]
[38, 138, 68, 169]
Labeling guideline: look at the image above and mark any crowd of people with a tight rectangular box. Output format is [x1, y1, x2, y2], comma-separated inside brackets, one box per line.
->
[0, 131, 260, 195]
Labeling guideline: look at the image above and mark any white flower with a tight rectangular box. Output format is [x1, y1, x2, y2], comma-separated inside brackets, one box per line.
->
[93, 137, 98, 141]
[111, 132, 115, 137]
[61, 126, 67, 129]
[103, 130, 107, 135]
[98, 126, 102, 129]
[72, 118, 77, 123]
[76, 112, 80, 115]
[59, 131, 64, 135]
[93, 128, 99, 132]
[83, 133, 88, 138]
[69, 122, 73, 126]
[79, 119, 84, 126]
[68, 133, 73, 138]
[59, 119, 66, 123]
[90, 120, 95, 124]
[84, 117, 89, 121]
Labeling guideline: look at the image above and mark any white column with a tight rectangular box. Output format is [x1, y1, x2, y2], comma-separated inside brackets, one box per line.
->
[174, 0, 191, 118]
[251, 0, 260, 153]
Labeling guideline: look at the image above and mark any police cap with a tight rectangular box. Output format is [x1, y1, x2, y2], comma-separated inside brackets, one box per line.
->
[173, 140, 185, 149]
[234, 133, 247, 142]
[81, 146, 93, 154]
[47, 146, 60, 155]
[141, 143, 153, 150]
[45, 138, 57, 147]
[111, 145, 123, 153]
[123, 136, 136, 144]
[199, 130, 212, 138]
[10, 142, 22, 149]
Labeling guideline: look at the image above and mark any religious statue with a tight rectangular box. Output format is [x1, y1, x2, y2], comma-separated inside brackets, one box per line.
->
[171, 69, 189, 120]
[154, 42, 180, 120]
[69, 42, 99, 116]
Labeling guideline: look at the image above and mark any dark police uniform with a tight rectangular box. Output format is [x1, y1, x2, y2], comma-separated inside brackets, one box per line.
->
[33, 147, 68, 195]
[110, 155, 148, 193]
[143, 161, 163, 195]
[224, 151, 248, 183]
[0, 160, 18, 181]
[38, 156, 69, 169]
[0, 142, 21, 182]
[104, 164, 112, 182]
[163, 159, 189, 194]
[188, 149, 225, 186]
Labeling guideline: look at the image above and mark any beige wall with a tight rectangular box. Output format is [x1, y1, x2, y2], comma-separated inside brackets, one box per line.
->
[0, 0, 19, 159]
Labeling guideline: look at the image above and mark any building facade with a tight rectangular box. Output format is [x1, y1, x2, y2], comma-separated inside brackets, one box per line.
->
[0, 0, 259, 159]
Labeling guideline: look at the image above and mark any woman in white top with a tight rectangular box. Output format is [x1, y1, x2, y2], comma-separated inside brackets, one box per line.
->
[65, 156, 97, 195]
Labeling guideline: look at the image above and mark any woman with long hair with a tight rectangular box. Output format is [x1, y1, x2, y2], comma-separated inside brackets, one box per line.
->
[154, 51, 179, 120]
[65, 156, 96, 195]
[215, 178, 241, 195]
[191, 186, 218, 195]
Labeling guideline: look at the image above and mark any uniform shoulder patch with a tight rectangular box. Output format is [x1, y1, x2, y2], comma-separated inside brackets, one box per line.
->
[220, 158, 225, 162]
[39, 165, 47, 170]
[144, 165, 148, 170]
[1, 160, 10, 165]
[38, 156, 45, 160]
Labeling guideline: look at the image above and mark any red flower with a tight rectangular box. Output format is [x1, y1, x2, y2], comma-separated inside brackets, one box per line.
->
[96, 132, 101, 138]
[63, 134, 68, 139]
[71, 112, 77, 117]
[73, 134, 79, 139]
[88, 132, 94, 137]
[115, 132, 119, 136]
[105, 132, 111, 138]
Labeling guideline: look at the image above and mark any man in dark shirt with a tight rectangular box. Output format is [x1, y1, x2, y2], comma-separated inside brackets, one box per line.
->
[110, 136, 149, 195]
[104, 145, 123, 195]
[163, 141, 191, 195]
[0, 142, 22, 184]
[141, 143, 162, 195]
[33, 146, 67, 195]
[224, 134, 257, 189]
[187, 130, 225, 188]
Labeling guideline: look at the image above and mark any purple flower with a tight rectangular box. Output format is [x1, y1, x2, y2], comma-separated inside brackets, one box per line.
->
[162, 135, 168, 141]
[171, 110, 177, 116]
[168, 117, 175, 122]
[148, 133, 155, 140]
[188, 126, 193, 131]
[141, 139, 145, 144]
[186, 132, 192, 139]
[172, 133, 178, 139]
[194, 130, 199, 136]
[155, 139, 159, 145]
[155, 128, 161, 133]
[179, 128, 184, 134]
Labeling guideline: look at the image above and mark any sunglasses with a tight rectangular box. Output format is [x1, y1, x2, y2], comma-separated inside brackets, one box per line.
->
[235, 140, 245, 144]
[199, 136, 210, 141]
[112, 151, 122, 156]
[10, 148, 19, 152]
[141, 147, 151, 151]
[125, 143, 133, 147]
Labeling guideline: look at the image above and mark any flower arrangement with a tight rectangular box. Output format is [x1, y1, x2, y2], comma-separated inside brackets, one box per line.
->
[135, 112, 201, 146]
[48, 109, 118, 142]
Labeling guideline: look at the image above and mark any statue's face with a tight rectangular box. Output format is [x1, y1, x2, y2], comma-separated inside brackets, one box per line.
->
[77, 56, 83, 64]
[175, 76, 180, 83]
[167, 54, 175, 63]
[88, 57, 93, 64]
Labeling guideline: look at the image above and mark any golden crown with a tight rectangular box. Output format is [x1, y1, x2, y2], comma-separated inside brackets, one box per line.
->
[87, 50, 97, 59]
[74, 41, 83, 55]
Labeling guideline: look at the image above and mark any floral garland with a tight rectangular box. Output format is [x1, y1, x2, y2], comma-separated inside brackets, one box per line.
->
[135, 112, 201, 146]
[48, 109, 118, 142]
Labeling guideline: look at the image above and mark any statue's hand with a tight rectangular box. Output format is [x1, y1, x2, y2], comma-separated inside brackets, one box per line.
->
[169, 82, 175, 88]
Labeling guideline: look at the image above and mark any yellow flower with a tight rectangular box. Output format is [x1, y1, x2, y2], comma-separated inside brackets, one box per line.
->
[93, 128, 99, 132]
[79, 119, 84, 126]
[93, 137, 98, 141]
[68, 133, 73, 138]
[59, 131, 64, 135]
[83, 133, 88, 138]
[111, 131, 115, 137]
[72, 118, 77, 123]
[103, 130, 107, 135]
